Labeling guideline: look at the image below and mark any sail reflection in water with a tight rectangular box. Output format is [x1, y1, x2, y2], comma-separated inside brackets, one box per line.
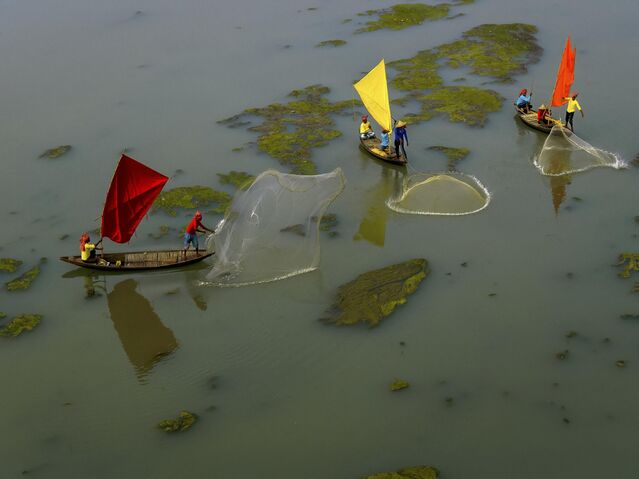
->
[107, 279, 178, 381]
[387, 172, 490, 216]
[353, 168, 402, 247]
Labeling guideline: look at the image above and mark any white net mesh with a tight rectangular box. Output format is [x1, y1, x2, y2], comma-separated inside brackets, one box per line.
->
[387, 172, 490, 215]
[203, 168, 346, 286]
[535, 125, 625, 176]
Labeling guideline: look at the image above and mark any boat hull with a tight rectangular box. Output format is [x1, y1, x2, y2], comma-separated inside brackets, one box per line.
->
[359, 138, 407, 165]
[60, 250, 214, 271]
[515, 107, 564, 134]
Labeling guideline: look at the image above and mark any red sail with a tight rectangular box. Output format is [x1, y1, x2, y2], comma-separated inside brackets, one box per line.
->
[101, 155, 168, 243]
[551, 36, 576, 107]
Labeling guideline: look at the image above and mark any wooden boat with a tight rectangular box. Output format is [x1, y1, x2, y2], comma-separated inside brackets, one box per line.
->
[354, 60, 408, 165]
[359, 137, 406, 165]
[515, 107, 562, 134]
[62, 154, 215, 272]
[60, 250, 214, 271]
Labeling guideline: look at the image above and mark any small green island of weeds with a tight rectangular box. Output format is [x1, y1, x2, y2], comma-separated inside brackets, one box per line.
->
[365, 465, 439, 479]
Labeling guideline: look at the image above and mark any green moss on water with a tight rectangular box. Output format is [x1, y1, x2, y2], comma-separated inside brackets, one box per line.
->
[437, 24, 541, 81]
[39, 145, 72, 159]
[316, 39, 347, 47]
[217, 171, 256, 190]
[356, 3, 451, 33]
[617, 253, 639, 279]
[0, 258, 22, 273]
[158, 410, 198, 433]
[148, 225, 170, 240]
[390, 379, 410, 391]
[153, 186, 231, 216]
[0, 312, 6, 319]
[409, 86, 503, 126]
[322, 259, 428, 327]
[390, 50, 443, 91]
[365, 465, 439, 479]
[428, 145, 470, 170]
[5, 258, 45, 291]
[0, 314, 43, 337]
[220, 85, 355, 174]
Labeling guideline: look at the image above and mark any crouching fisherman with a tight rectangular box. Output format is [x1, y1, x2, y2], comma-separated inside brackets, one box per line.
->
[359, 115, 375, 140]
[184, 211, 214, 256]
[80, 233, 103, 262]
[515, 88, 533, 113]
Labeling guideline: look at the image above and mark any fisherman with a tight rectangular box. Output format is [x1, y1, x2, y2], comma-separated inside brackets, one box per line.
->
[359, 115, 375, 140]
[563, 92, 584, 132]
[537, 104, 551, 126]
[80, 233, 102, 262]
[184, 211, 214, 255]
[380, 128, 390, 153]
[516, 88, 533, 113]
[394, 120, 408, 159]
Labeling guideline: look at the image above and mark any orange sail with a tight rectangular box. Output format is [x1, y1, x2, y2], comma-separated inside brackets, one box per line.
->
[551, 36, 576, 107]
[101, 155, 168, 243]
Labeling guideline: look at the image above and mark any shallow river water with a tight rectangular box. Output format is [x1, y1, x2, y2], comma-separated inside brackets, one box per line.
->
[1, 1, 638, 478]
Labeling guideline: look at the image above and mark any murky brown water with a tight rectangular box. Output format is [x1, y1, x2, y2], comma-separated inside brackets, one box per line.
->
[1, 1, 638, 477]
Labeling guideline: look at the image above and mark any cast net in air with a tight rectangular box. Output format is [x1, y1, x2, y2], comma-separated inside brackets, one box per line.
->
[387, 171, 490, 216]
[535, 125, 625, 176]
[204, 168, 346, 286]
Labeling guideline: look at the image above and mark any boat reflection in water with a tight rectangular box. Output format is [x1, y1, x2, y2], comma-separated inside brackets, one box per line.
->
[545, 148, 573, 215]
[106, 279, 179, 381]
[353, 167, 402, 247]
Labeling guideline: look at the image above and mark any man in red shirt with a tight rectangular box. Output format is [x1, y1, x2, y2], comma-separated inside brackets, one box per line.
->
[183, 211, 214, 255]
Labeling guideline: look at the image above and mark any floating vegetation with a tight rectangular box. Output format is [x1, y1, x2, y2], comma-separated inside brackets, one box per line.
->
[38, 145, 72, 159]
[388, 23, 540, 126]
[356, 3, 453, 33]
[565, 331, 578, 338]
[0, 258, 22, 273]
[153, 186, 231, 216]
[318, 213, 338, 237]
[149, 225, 170, 240]
[390, 379, 410, 391]
[403, 86, 503, 126]
[365, 465, 439, 479]
[428, 145, 470, 170]
[5, 258, 45, 291]
[322, 258, 428, 327]
[616, 360, 627, 368]
[316, 39, 347, 47]
[0, 312, 5, 319]
[0, 314, 43, 337]
[620, 314, 639, 320]
[157, 410, 198, 433]
[555, 350, 570, 361]
[219, 85, 354, 174]
[616, 253, 639, 279]
[217, 171, 256, 190]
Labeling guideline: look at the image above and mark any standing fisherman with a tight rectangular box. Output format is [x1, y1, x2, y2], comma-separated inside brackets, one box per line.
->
[394, 120, 408, 159]
[563, 92, 584, 131]
[183, 211, 214, 256]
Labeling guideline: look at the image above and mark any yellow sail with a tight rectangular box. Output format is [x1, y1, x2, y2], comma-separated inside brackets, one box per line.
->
[353, 59, 392, 132]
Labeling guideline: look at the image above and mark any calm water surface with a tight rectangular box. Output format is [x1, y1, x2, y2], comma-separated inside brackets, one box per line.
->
[1, 0, 638, 477]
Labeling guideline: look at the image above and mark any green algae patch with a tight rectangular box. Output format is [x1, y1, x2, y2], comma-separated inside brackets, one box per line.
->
[390, 379, 410, 391]
[220, 85, 355, 174]
[217, 171, 256, 190]
[153, 186, 231, 216]
[390, 50, 443, 91]
[0, 314, 43, 337]
[356, 3, 451, 33]
[5, 258, 45, 291]
[436, 23, 541, 81]
[408, 86, 503, 126]
[616, 253, 639, 278]
[318, 213, 338, 237]
[428, 145, 470, 170]
[0, 258, 22, 273]
[365, 465, 439, 479]
[39, 145, 72, 159]
[158, 410, 198, 433]
[149, 225, 170, 240]
[316, 39, 347, 48]
[0, 312, 6, 319]
[322, 258, 428, 327]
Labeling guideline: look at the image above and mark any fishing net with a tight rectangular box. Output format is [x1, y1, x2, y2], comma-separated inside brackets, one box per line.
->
[387, 172, 490, 215]
[204, 168, 346, 286]
[535, 125, 625, 176]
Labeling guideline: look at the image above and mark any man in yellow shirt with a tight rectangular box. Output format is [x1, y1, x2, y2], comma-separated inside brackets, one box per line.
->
[80, 233, 102, 262]
[359, 115, 375, 140]
[563, 93, 584, 132]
